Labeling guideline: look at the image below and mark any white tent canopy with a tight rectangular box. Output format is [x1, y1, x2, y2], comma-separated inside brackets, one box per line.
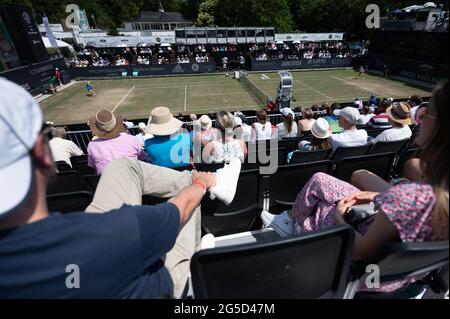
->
[42, 37, 73, 49]
[423, 2, 437, 8]
[402, 5, 424, 11]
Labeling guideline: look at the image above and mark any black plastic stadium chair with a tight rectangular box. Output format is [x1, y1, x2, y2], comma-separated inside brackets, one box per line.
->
[278, 137, 300, 153]
[392, 148, 422, 178]
[333, 152, 396, 182]
[267, 160, 333, 213]
[190, 224, 355, 299]
[245, 147, 287, 171]
[330, 144, 372, 163]
[55, 161, 73, 172]
[345, 241, 449, 299]
[70, 155, 96, 175]
[47, 170, 91, 195]
[200, 169, 261, 236]
[367, 139, 409, 155]
[47, 191, 93, 213]
[289, 149, 332, 164]
[84, 174, 101, 192]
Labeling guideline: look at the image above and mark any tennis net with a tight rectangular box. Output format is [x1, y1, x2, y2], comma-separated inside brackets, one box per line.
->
[239, 73, 270, 106]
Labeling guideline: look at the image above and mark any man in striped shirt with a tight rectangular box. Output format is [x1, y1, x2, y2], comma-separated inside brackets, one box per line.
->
[367, 98, 392, 129]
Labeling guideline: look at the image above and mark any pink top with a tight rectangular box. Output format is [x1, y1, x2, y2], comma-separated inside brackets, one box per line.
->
[374, 182, 435, 242]
[87, 133, 148, 174]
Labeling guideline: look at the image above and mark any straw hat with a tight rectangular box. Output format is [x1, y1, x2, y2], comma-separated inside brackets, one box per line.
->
[145, 106, 182, 136]
[386, 102, 412, 125]
[88, 110, 123, 139]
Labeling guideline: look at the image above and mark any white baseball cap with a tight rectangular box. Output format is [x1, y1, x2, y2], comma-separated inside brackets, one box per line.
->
[0, 78, 43, 217]
[280, 107, 295, 118]
[138, 122, 146, 129]
[335, 107, 361, 125]
[233, 116, 243, 127]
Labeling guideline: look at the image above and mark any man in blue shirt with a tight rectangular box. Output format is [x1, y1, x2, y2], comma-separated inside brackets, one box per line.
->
[145, 107, 193, 168]
[85, 81, 96, 97]
[0, 78, 241, 298]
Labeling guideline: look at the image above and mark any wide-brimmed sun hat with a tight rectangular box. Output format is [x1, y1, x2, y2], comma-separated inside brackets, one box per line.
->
[88, 110, 123, 139]
[386, 102, 412, 125]
[311, 118, 332, 139]
[145, 106, 183, 136]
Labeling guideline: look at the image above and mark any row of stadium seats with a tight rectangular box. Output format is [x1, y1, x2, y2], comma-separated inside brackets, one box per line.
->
[48, 145, 422, 236]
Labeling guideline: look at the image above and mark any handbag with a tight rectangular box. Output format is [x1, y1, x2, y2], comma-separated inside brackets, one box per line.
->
[343, 203, 378, 226]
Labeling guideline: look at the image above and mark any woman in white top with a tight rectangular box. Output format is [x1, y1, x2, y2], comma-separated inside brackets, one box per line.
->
[203, 111, 247, 163]
[135, 122, 154, 147]
[193, 115, 219, 147]
[359, 105, 375, 125]
[251, 110, 273, 142]
[277, 107, 298, 139]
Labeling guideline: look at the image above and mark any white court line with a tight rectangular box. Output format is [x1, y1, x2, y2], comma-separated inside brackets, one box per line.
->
[184, 85, 188, 111]
[112, 86, 135, 112]
[330, 75, 387, 97]
[133, 81, 242, 89]
[190, 92, 254, 97]
[295, 80, 333, 101]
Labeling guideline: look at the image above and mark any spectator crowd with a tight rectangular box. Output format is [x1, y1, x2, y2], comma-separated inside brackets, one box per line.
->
[67, 41, 364, 68]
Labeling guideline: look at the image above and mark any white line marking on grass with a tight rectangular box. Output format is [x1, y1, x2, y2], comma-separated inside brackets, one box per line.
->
[184, 85, 188, 111]
[295, 80, 333, 101]
[330, 75, 387, 97]
[133, 81, 242, 89]
[112, 86, 135, 112]
[190, 92, 253, 97]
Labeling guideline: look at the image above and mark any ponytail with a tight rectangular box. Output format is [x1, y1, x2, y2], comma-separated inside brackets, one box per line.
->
[285, 114, 293, 133]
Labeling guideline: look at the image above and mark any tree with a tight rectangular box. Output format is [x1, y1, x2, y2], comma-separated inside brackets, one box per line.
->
[196, 0, 217, 26]
[196, 0, 294, 31]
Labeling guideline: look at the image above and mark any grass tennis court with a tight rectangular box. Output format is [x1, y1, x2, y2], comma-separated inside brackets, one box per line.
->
[40, 68, 432, 125]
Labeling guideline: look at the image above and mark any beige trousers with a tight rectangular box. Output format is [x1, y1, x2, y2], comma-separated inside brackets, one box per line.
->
[85, 157, 201, 298]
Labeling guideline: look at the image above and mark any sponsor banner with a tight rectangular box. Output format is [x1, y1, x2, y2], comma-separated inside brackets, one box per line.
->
[275, 33, 344, 42]
[251, 58, 353, 71]
[78, 9, 91, 32]
[82, 36, 159, 47]
[0, 57, 67, 95]
[68, 62, 216, 78]
[42, 16, 59, 49]
[367, 54, 448, 84]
